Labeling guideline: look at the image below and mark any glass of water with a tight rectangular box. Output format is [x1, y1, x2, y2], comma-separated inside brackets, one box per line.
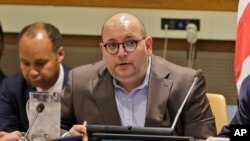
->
[27, 91, 61, 141]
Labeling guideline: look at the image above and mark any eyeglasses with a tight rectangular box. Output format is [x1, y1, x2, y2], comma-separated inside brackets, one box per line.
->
[103, 38, 145, 55]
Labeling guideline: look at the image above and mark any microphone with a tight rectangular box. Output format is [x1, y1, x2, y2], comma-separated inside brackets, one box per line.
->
[186, 23, 198, 68]
[23, 103, 45, 141]
[186, 23, 198, 44]
[87, 70, 203, 136]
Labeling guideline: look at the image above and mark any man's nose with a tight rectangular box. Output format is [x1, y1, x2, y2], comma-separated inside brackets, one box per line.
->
[29, 67, 39, 76]
[116, 44, 128, 56]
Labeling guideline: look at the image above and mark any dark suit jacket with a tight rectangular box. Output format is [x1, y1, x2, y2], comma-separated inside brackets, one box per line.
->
[61, 55, 216, 139]
[0, 65, 70, 132]
[0, 68, 6, 88]
[219, 75, 250, 137]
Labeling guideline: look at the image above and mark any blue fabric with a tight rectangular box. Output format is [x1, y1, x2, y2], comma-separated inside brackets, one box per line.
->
[114, 83, 148, 127]
[113, 57, 151, 127]
[219, 75, 250, 137]
[0, 68, 6, 89]
[0, 65, 70, 132]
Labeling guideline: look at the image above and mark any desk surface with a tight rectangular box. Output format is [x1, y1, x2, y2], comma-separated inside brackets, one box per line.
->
[206, 137, 229, 141]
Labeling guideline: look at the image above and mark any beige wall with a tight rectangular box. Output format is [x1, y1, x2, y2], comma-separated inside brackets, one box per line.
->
[0, 4, 236, 40]
[1, 43, 237, 104]
[0, 4, 238, 104]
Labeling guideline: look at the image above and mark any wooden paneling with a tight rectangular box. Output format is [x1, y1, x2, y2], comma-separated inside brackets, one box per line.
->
[4, 33, 235, 52]
[0, 0, 238, 11]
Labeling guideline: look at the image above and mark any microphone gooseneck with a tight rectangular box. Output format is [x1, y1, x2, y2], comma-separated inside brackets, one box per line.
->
[170, 70, 202, 130]
[23, 103, 45, 141]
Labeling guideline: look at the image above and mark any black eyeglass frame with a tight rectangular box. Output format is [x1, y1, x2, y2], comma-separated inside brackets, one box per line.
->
[103, 38, 145, 55]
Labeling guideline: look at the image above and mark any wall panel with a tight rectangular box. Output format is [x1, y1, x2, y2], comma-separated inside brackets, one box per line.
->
[0, 0, 239, 105]
[0, 0, 238, 11]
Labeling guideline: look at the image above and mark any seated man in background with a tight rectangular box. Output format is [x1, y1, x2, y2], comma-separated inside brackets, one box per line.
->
[219, 75, 250, 137]
[61, 12, 216, 140]
[0, 22, 70, 133]
[0, 23, 6, 87]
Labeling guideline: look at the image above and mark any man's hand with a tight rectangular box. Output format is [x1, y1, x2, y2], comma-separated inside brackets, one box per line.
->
[67, 124, 88, 141]
[0, 131, 21, 141]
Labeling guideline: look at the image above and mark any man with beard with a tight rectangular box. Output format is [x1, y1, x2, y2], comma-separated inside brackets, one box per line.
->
[61, 13, 216, 140]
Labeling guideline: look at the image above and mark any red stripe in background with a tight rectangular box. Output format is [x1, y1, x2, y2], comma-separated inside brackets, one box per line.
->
[235, 2, 250, 82]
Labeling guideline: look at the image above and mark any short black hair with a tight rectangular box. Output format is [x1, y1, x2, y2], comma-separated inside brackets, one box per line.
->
[17, 22, 63, 52]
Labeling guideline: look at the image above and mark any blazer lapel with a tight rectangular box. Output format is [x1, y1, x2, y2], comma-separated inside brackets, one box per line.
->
[92, 69, 121, 125]
[145, 56, 172, 127]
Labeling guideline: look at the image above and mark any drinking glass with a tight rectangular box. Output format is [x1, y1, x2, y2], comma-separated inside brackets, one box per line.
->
[27, 91, 61, 141]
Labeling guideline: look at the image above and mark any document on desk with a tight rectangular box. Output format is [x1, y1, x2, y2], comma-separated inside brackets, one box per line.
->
[206, 137, 229, 141]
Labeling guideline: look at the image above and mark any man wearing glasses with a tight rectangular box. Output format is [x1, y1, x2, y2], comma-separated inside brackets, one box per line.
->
[61, 12, 216, 140]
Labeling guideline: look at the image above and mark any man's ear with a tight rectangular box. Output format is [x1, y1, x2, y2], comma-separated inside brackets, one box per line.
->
[145, 36, 153, 55]
[100, 42, 105, 59]
[57, 46, 65, 62]
[99, 42, 104, 51]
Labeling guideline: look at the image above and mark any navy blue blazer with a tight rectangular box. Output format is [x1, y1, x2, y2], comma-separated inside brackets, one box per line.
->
[0, 65, 70, 132]
[219, 75, 250, 137]
[0, 68, 6, 89]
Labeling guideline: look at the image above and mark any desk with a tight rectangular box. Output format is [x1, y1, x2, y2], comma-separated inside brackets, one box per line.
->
[206, 137, 229, 141]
